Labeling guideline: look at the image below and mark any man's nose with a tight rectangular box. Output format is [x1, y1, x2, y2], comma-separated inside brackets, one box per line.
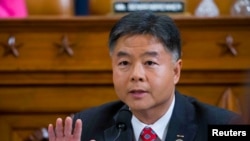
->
[130, 63, 145, 82]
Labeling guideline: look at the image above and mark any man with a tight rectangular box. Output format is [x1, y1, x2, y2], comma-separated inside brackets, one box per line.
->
[48, 11, 244, 141]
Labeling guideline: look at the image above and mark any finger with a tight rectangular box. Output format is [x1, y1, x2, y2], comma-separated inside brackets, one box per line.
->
[48, 124, 55, 141]
[73, 119, 82, 139]
[64, 116, 73, 137]
[55, 118, 64, 138]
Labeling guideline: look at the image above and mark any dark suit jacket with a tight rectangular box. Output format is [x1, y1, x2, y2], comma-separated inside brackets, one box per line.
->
[73, 91, 244, 141]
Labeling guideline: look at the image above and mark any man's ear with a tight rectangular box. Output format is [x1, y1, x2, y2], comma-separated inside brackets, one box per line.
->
[174, 59, 182, 84]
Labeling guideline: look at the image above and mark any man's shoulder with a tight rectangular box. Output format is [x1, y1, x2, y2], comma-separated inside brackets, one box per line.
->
[176, 92, 244, 124]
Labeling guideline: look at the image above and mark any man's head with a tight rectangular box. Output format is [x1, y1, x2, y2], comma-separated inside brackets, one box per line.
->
[109, 11, 182, 123]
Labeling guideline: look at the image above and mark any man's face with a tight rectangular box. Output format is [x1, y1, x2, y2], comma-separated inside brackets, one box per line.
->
[111, 34, 182, 116]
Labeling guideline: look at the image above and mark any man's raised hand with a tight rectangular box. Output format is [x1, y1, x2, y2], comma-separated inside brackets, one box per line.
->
[48, 116, 82, 141]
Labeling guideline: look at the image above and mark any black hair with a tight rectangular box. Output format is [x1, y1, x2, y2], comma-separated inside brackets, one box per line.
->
[108, 11, 182, 60]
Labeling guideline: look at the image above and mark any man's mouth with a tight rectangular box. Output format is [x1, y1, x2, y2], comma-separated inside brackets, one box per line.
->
[129, 89, 148, 98]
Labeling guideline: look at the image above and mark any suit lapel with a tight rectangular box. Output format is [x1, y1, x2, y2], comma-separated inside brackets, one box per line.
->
[104, 125, 117, 141]
[104, 125, 134, 141]
[165, 92, 198, 141]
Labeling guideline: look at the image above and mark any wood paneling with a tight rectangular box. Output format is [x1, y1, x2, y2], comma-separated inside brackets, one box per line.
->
[0, 16, 249, 141]
[26, 0, 74, 16]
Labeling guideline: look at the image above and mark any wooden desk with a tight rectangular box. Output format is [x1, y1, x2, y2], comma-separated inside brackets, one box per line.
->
[0, 16, 249, 141]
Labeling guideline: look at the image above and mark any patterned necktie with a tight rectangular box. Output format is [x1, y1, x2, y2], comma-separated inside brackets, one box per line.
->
[140, 127, 158, 141]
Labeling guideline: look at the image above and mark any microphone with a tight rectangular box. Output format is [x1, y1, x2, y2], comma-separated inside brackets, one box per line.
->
[113, 109, 132, 141]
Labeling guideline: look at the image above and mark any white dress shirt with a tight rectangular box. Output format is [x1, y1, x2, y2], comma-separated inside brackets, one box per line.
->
[131, 95, 175, 141]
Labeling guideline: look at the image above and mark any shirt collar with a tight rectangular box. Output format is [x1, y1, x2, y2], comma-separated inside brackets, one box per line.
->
[131, 95, 175, 141]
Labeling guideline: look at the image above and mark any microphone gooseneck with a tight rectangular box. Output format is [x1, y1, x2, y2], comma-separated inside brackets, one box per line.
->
[113, 109, 132, 141]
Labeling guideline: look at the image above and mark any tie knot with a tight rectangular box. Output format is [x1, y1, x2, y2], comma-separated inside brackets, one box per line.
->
[140, 127, 157, 141]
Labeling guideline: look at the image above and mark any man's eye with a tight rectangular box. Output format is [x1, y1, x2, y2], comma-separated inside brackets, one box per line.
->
[118, 61, 129, 66]
[145, 61, 157, 66]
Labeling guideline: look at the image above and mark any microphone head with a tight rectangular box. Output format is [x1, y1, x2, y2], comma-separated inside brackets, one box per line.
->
[116, 109, 132, 131]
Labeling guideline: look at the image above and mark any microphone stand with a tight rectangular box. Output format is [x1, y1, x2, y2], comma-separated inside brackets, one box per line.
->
[113, 109, 132, 141]
[113, 123, 126, 141]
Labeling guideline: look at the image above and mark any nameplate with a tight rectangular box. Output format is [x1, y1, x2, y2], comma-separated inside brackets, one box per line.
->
[112, 0, 186, 13]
